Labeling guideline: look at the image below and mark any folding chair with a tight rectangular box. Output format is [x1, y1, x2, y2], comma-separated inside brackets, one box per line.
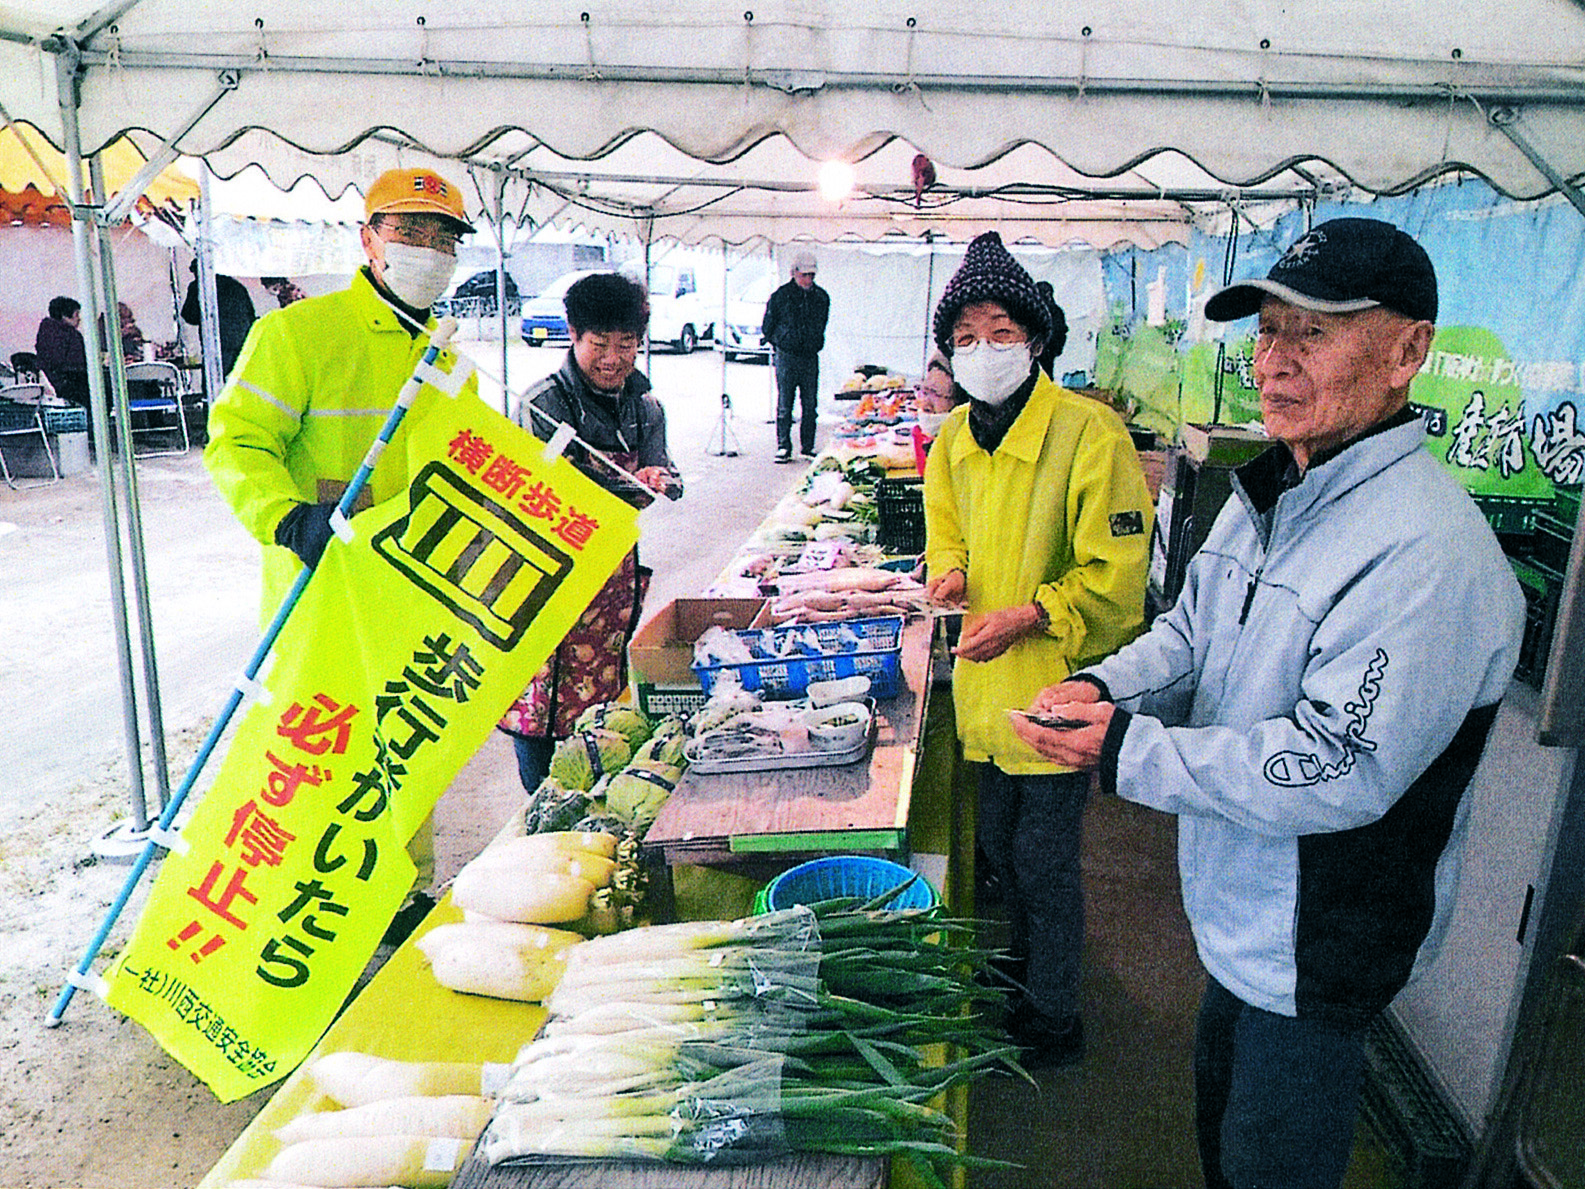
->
[0, 382, 60, 489]
[123, 360, 190, 457]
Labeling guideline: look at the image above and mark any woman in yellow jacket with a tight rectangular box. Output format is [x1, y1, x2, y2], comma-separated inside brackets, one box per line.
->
[923, 232, 1152, 1066]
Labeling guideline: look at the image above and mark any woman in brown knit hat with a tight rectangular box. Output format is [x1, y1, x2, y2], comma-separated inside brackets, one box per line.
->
[922, 231, 1153, 1066]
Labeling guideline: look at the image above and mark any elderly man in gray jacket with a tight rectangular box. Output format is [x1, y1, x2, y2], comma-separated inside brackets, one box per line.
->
[1011, 218, 1524, 1189]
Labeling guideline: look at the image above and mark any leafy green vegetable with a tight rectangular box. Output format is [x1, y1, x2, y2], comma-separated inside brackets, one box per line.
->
[523, 776, 593, 834]
[549, 728, 633, 792]
[574, 703, 655, 753]
[606, 762, 683, 833]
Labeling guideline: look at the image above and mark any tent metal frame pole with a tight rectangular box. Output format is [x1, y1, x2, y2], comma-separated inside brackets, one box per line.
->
[193, 162, 227, 402]
[1489, 105, 1585, 221]
[92, 152, 173, 822]
[40, 46, 1585, 110]
[56, 44, 155, 851]
[492, 170, 510, 416]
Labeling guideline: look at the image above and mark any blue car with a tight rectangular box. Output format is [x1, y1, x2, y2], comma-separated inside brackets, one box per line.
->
[520, 269, 601, 346]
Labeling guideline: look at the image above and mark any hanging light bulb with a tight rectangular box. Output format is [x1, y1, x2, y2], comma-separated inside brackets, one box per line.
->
[817, 159, 856, 202]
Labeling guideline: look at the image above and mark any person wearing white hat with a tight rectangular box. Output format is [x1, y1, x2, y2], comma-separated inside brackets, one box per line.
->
[760, 250, 830, 461]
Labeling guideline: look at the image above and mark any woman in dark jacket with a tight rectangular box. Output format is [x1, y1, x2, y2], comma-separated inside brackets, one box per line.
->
[34, 295, 90, 407]
[498, 272, 682, 790]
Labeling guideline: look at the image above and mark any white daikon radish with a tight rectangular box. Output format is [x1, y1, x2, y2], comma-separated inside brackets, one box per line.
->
[263, 1134, 463, 1189]
[308, 1051, 485, 1107]
[452, 860, 599, 924]
[275, 1094, 493, 1144]
[416, 921, 583, 1001]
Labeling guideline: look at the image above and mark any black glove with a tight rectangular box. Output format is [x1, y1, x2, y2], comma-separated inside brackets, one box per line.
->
[274, 501, 338, 568]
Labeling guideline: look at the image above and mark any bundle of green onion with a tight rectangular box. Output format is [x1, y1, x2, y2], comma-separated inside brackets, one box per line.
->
[480, 895, 1024, 1187]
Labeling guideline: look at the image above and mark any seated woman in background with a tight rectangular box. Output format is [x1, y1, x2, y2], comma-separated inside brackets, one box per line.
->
[34, 295, 89, 408]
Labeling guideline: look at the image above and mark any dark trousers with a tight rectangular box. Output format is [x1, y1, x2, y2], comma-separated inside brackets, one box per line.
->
[774, 350, 819, 453]
[511, 734, 557, 793]
[1194, 976, 1368, 1189]
[976, 765, 1089, 1020]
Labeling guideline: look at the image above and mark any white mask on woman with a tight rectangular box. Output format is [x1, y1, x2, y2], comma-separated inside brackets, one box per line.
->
[379, 242, 456, 310]
[951, 340, 1033, 407]
[916, 409, 951, 437]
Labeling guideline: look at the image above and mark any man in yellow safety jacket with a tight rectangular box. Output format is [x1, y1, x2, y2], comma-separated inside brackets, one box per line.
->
[203, 166, 477, 934]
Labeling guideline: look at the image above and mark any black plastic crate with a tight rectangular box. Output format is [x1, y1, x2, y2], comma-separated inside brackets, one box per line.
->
[0, 399, 36, 431]
[1511, 556, 1564, 689]
[1472, 492, 1545, 537]
[1530, 509, 1576, 574]
[1359, 1014, 1472, 1189]
[876, 476, 926, 555]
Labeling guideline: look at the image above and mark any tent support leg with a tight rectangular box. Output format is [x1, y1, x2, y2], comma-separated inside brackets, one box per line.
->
[1490, 106, 1585, 222]
[92, 154, 173, 822]
[57, 49, 158, 852]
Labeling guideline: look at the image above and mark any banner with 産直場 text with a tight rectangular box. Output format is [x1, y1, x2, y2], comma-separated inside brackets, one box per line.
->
[104, 380, 638, 1101]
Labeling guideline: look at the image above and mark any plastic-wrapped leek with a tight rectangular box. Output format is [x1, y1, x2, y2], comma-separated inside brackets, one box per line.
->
[482, 899, 1025, 1188]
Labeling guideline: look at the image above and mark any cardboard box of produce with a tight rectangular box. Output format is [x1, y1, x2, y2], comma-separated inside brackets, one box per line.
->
[629, 597, 768, 687]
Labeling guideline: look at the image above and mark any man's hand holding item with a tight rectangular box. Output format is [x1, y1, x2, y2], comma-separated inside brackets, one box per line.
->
[274, 501, 339, 568]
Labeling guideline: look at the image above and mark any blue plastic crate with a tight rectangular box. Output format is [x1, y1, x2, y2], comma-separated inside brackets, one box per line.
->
[691, 614, 904, 700]
[761, 855, 939, 912]
[42, 405, 87, 434]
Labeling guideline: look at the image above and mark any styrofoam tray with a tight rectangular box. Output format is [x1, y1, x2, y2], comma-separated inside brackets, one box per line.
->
[683, 714, 876, 775]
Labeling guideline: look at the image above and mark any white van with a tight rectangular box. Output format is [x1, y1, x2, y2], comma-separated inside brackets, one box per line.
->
[634, 263, 714, 354]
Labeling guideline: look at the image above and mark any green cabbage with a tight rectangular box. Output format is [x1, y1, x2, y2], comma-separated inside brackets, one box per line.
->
[548, 728, 633, 792]
[573, 702, 655, 753]
[631, 717, 688, 767]
[606, 761, 683, 832]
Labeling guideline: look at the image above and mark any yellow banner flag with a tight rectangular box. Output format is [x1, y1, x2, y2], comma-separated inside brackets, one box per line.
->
[105, 382, 638, 1101]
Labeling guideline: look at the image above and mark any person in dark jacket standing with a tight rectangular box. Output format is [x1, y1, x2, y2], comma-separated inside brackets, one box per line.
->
[761, 250, 830, 462]
[499, 272, 682, 792]
[182, 262, 257, 379]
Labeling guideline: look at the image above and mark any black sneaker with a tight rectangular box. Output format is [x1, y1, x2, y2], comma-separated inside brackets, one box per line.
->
[801, 448, 818, 459]
[775, 448, 794, 463]
[1006, 1009, 1084, 1069]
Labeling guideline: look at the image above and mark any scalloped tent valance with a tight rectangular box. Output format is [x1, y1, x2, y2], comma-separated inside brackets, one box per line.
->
[3, 1, 1584, 248]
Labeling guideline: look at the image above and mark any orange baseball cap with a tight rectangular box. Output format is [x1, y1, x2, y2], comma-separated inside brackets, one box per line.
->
[363, 167, 473, 234]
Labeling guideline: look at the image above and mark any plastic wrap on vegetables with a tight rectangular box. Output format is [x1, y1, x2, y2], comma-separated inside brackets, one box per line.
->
[548, 728, 633, 792]
[606, 762, 683, 832]
[573, 702, 655, 753]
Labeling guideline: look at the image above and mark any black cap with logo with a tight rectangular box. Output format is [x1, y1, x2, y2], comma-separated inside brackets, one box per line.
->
[1205, 217, 1437, 324]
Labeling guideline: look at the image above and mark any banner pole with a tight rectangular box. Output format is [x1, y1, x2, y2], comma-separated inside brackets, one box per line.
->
[47, 320, 460, 1028]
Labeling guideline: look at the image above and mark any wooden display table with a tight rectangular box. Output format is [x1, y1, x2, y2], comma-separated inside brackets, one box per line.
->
[640, 616, 934, 867]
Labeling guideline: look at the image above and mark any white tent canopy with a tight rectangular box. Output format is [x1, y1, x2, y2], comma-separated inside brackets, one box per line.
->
[4, 1, 1585, 252]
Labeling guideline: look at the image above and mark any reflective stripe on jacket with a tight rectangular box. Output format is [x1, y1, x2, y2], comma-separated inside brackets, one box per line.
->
[203, 268, 479, 613]
[923, 374, 1152, 774]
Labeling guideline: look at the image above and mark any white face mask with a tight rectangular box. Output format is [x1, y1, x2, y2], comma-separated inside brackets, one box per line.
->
[952, 340, 1033, 406]
[917, 410, 951, 437]
[378, 242, 456, 310]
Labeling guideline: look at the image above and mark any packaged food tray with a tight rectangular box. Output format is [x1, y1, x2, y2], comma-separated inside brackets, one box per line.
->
[692, 614, 904, 700]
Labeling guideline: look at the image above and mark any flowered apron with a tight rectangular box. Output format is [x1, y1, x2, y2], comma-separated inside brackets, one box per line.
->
[498, 449, 652, 740]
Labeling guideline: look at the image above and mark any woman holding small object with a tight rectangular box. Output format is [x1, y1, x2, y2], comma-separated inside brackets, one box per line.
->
[499, 272, 682, 792]
[921, 231, 1152, 1067]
